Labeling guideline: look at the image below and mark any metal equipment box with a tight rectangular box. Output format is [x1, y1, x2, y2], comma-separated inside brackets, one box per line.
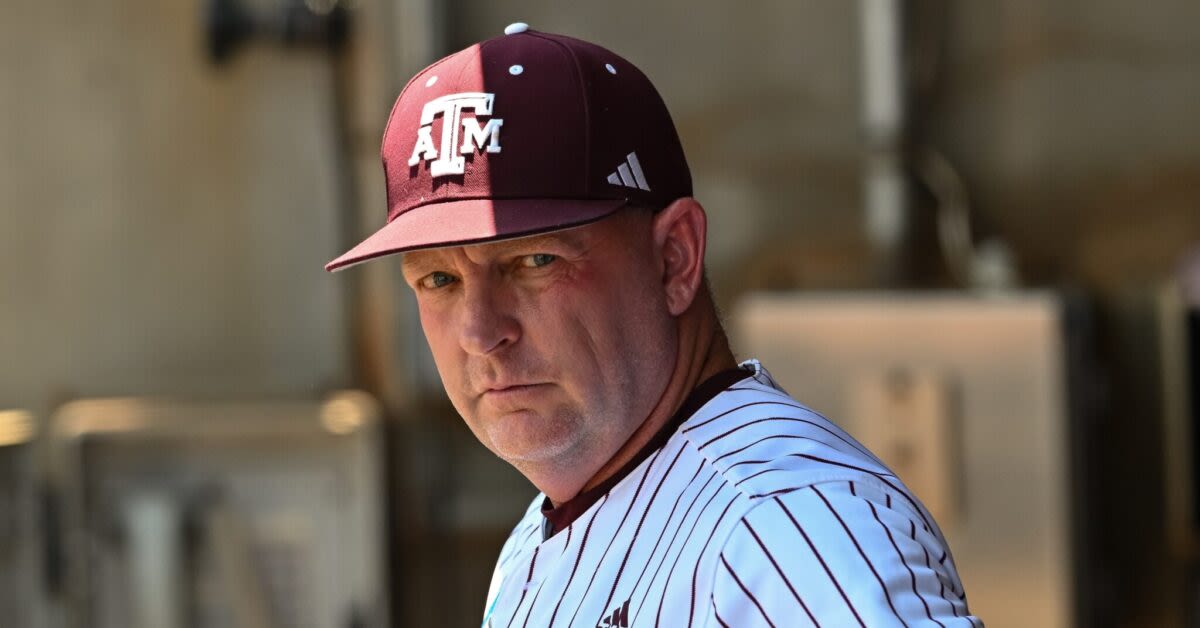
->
[733, 292, 1090, 628]
[46, 392, 388, 628]
[0, 410, 37, 628]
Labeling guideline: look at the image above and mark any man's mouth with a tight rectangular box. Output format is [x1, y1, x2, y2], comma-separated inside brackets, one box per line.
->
[481, 382, 551, 402]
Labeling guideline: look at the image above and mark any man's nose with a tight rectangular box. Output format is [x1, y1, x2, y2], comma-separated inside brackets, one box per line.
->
[458, 280, 520, 356]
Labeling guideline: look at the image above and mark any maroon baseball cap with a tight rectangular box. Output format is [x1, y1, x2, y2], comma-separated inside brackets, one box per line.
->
[325, 23, 692, 271]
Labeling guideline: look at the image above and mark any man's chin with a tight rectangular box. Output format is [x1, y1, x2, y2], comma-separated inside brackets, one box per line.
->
[483, 410, 585, 465]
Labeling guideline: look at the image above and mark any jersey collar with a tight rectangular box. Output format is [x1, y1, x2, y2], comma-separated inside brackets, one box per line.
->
[539, 365, 754, 537]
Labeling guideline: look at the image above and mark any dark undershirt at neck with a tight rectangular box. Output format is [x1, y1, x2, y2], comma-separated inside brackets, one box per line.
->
[540, 366, 752, 536]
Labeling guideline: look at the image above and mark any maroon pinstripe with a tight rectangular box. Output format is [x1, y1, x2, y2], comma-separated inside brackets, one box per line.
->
[544, 493, 608, 627]
[631, 468, 721, 626]
[867, 500, 944, 627]
[597, 441, 691, 619]
[509, 545, 541, 628]
[563, 447, 666, 627]
[811, 485, 909, 627]
[652, 481, 730, 627]
[711, 597, 732, 628]
[740, 519, 820, 626]
[774, 496, 868, 628]
[718, 554, 778, 628]
[697, 416, 877, 460]
[687, 494, 742, 627]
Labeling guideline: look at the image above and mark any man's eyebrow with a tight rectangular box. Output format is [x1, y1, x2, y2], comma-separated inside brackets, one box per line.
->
[399, 252, 443, 277]
[490, 230, 588, 254]
[400, 229, 590, 276]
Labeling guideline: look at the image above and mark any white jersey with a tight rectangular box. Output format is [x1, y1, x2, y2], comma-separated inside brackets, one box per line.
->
[482, 360, 980, 627]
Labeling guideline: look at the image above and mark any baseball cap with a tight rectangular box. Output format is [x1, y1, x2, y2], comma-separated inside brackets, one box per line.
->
[325, 22, 692, 271]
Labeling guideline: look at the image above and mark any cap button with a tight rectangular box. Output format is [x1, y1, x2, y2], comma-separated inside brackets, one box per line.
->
[504, 22, 529, 35]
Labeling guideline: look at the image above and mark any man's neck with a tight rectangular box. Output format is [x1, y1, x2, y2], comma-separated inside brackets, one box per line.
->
[553, 291, 736, 506]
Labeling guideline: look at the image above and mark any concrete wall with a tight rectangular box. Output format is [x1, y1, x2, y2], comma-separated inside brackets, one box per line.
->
[1, 2, 350, 416]
[930, 1, 1200, 289]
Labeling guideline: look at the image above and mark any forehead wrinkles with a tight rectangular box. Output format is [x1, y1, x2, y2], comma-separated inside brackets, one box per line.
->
[400, 249, 450, 279]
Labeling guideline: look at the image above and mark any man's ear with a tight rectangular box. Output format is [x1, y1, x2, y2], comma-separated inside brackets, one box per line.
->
[651, 197, 708, 316]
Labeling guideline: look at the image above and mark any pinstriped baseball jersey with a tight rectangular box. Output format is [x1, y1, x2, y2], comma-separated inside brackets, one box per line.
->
[482, 360, 980, 627]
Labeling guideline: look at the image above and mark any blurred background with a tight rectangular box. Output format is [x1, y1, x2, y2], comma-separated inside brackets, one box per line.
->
[2, 1, 1198, 626]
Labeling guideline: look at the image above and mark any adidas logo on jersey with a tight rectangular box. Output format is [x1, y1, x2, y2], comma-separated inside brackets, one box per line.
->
[596, 599, 630, 628]
[606, 152, 650, 191]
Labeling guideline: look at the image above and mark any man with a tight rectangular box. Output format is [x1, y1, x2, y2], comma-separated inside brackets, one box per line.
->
[328, 23, 979, 627]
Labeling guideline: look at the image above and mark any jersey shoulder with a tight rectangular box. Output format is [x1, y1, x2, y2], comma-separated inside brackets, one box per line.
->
[678, 362, 898, 503]
[709, 478, 980, 627]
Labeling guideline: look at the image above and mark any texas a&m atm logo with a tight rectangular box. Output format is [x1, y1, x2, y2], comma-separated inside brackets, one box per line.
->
[407, 92, 504, 177]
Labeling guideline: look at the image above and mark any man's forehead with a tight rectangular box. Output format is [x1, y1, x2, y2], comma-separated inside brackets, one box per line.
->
[400, 225, 593, 270]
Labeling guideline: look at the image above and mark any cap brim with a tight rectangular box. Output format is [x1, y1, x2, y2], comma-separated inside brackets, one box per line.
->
[325, 198, 628, 271]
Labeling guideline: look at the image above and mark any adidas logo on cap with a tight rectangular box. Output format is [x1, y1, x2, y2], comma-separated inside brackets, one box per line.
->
[606, 152, 650, 192]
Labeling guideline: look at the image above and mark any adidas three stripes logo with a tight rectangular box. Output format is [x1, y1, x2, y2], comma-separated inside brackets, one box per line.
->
[606, 152, 650, 192]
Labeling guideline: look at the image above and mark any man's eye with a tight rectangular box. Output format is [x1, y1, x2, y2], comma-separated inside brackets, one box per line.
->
[420, 272, 457, 289]
[521, 253, 557, 268]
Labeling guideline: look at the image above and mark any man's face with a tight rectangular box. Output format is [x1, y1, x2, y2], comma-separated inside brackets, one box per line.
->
[400, 209, 678, 476]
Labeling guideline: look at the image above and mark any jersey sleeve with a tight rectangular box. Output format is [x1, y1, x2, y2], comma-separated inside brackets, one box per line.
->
[707, 479, 982, 628]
